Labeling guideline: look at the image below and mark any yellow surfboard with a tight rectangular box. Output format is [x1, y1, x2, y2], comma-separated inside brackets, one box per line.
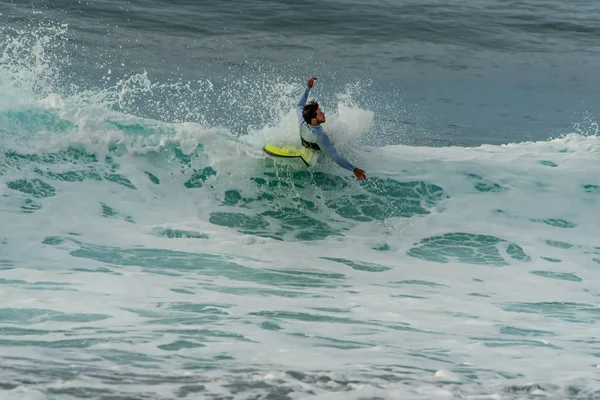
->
[263, 144, 318, 167]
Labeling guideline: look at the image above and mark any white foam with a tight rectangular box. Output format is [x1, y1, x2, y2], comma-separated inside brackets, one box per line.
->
[434, 369, 461, 382]
[2, 21, 600, 400]
[3, 119, 600, 397]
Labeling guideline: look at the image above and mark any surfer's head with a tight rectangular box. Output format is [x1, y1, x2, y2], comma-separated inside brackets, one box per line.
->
[303, 100, 326, 126]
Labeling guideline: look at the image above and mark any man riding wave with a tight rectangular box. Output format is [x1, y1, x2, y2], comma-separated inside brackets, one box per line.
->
[296, 77, 367, 181]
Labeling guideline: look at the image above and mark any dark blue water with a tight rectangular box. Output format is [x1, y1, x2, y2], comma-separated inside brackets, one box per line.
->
[2, 0, 599, 146]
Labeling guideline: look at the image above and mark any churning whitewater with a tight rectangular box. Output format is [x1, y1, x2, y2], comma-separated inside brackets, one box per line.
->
[2, 5, 600, 400]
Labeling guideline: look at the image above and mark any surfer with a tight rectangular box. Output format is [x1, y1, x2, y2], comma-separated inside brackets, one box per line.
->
[297, 77, 367, 181]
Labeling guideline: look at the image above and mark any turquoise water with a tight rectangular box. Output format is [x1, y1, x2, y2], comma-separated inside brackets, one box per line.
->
[2, 2, 600, 399]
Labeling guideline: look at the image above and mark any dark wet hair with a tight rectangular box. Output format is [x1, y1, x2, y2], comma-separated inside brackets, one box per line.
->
[302, 100, 319, 124]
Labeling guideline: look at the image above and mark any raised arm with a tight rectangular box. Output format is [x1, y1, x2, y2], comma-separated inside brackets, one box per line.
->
[296, 77, 317, 124]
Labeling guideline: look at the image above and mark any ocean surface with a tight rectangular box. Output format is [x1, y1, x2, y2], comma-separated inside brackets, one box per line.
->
[1, 0, 600, 399]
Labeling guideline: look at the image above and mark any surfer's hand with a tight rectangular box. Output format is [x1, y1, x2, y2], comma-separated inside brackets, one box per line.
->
[307, 77, 317, 88]
[353, 168, 367, 181]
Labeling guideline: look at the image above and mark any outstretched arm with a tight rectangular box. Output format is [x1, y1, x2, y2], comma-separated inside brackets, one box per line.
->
[314, 129, 367, 180]
[313, 126, 355, 172]
[296, 77, 317, 124]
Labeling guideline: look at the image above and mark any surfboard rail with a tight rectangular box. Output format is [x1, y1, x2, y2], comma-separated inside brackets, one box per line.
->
[262, 144, 317, 167]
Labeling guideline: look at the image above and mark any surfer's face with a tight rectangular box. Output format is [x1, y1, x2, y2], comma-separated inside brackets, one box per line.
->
[315, 107, 326, 124]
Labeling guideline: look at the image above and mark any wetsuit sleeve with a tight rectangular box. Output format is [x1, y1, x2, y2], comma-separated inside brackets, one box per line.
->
[313, 126, 356, 172]
[296, 86, 311, 124]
